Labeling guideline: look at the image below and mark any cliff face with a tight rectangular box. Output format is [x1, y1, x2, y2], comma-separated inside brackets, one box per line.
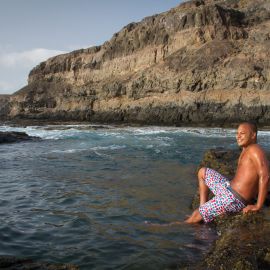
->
[6, 0, 270, 125]
[0, 95, 11, 119]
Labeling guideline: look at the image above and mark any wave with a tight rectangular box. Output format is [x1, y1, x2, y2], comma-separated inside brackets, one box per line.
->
[1, 124, 270, 140]
[91, 145, 126, 151]
[50, 149, 83, 154]
[0, 125, 87, 140]
[48, 144, 126, 155]
[101, 125, 236, 138]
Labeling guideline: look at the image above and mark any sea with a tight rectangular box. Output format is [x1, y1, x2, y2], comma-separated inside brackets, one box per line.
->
[0, 124, 269, 269]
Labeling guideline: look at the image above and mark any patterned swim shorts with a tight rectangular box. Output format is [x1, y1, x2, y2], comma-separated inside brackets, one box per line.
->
[199, 168, 246, 223]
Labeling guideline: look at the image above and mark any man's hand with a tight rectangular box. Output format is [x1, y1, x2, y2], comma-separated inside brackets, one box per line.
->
[243, 204, 260, 214]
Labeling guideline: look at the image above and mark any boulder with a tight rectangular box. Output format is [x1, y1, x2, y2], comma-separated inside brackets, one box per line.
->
[0, 131, 40, 144]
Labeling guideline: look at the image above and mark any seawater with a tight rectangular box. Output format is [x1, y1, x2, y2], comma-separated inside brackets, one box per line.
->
[0, 124, 269, 269]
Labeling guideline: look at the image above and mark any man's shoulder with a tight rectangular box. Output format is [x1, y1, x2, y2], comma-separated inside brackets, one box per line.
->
[248, 144, 266, 156]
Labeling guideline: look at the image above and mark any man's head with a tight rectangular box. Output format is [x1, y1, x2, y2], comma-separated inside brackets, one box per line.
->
[236, 122, 258, 148]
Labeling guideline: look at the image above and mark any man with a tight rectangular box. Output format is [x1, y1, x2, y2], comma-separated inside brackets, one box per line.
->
[185, 122, 269, 224]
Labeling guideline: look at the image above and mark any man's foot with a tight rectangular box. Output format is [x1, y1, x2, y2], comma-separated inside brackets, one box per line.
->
[184, 209, 203, 224]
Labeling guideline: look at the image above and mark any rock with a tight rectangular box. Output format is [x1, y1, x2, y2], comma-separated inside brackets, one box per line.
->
[0, 255, 78, 269]
[0, 95, 10, 119]
[187, 148, 270, 270]
[192, 212, 270, 270]
[2, 0, 270, 126]
[0, 131, 40, 144]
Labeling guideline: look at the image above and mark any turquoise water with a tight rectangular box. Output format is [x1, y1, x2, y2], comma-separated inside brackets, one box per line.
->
[0, 125, 269, 269]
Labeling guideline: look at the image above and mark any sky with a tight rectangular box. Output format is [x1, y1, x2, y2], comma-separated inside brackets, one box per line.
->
[0, 0, 184, 95]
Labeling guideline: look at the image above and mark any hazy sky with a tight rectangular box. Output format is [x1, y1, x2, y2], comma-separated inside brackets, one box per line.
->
[0, 0, 184, 94]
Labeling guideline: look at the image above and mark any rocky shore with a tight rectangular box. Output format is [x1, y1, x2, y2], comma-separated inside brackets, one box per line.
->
[188, 148, 270, 270]
[1, 0, 269, 126]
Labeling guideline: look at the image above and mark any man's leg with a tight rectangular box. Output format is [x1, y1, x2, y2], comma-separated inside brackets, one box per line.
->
[198, 167, 209, 205]
[183, 168, 208, 224]
[185, 168, 231, 224]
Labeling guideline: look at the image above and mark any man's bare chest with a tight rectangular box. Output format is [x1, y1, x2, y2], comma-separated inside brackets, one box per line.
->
[238, 152, 255, 170]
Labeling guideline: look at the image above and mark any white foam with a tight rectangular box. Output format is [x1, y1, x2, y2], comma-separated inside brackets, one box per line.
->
[91, 145, 126, 151]
[111, 126, 237, 138]
[146, 145, 154, 149]
[0, 125, 87, 140]
[1, 124, 270, 141]
[50, 149, 83, 154]
[258, 130, 270, 136]
[93, 151, 111, 158]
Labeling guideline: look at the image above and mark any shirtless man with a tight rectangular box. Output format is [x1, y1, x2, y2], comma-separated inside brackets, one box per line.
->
[185, 122, 269, 224]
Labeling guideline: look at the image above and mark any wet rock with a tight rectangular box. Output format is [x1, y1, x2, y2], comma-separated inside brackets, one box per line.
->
[0, 255, 78, 270]
[193, 213, 270, 270]
[188, 148, 270, 270]
[0, 131, 40, 144]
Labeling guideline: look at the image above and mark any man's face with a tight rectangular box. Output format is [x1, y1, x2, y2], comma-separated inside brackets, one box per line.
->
[236, 124, 256, 147]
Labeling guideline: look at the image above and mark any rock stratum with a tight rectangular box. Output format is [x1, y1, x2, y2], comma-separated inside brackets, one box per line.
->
[2, 0, 270, 126]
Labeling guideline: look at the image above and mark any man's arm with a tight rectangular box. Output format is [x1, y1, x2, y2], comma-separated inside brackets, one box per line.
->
[243, 146, 269, 213]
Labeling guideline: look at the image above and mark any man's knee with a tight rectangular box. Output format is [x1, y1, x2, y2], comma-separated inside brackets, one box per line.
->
[198, 167, 206, 180]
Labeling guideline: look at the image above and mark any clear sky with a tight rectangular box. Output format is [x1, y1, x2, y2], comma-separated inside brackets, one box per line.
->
[0, 0, 184, 94]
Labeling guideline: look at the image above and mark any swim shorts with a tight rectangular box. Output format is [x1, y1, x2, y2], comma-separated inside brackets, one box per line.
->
[199, 168, 246, 223]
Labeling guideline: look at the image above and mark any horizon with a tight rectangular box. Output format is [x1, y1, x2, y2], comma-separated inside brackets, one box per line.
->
[0, 0, 184, 95]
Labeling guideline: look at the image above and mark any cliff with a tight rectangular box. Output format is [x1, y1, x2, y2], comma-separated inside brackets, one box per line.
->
[4, 0, 270, 126]
[0, 95, 10, 119]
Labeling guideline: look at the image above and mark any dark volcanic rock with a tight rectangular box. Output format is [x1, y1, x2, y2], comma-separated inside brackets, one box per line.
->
[0, 131, 40, 144]
[0, 255, 78, 270]
[3, 0, 270, 126]
[188, 148, 270, 270]
[191, 213, 270, 270]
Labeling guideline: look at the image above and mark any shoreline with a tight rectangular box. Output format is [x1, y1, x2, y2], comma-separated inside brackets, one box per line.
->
[1, 118, 270, 131]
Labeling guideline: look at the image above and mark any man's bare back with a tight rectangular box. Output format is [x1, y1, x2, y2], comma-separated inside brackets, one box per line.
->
[185, 122, 269, 223]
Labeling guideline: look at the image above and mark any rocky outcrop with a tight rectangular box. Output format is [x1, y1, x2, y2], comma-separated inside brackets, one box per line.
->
[0, 95, 10, 119]
[192, 213, 270, 270]
[0, 131, 40, 144]
[4, 0, 270, 126]
[188, 148, 270, 270]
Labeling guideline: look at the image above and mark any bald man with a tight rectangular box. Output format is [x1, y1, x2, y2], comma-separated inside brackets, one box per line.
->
[185, 122, 269, 224]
